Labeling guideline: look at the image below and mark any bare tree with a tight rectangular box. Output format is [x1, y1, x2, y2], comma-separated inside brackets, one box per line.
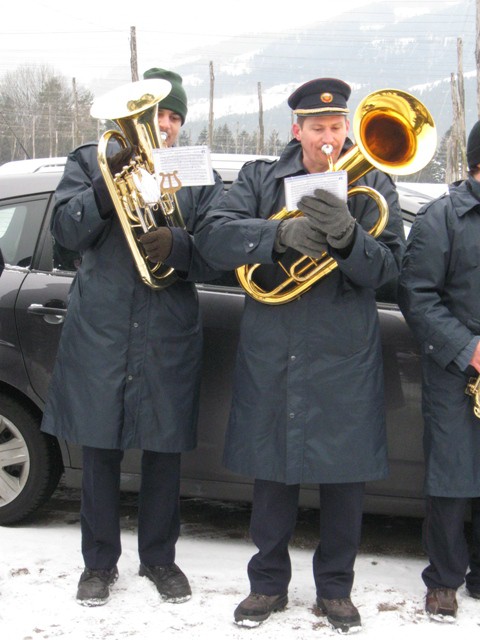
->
[0, 65, 96, 163]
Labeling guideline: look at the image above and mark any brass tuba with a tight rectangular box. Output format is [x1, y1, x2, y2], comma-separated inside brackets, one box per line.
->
[236, 88, 437, 305]
[90, 79, 185, 290]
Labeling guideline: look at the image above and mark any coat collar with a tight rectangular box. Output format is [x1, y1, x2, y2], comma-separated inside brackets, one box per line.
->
[449, 177, 480, 217]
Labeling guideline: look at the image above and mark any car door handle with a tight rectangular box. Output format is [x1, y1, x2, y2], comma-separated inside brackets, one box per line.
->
[27, 303, 66, 324]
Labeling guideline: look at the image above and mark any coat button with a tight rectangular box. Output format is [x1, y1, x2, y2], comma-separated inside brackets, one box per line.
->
[127, 375, 133, 381]
[290, 355, 296, 361]
[428, 345, 434, 351]
[289, 412, 295, 419]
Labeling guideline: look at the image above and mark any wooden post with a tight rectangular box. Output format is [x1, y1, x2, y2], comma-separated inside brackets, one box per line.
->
[449, 73, 461, 182]
[72, 77, 78, 149]
[32, 115, 36, 159]
[476, 0, 480, 118]
[208, 61, 214, 149]
[257, 82, 264, 154]
[457, 37, 467, 178]
[130, 27, 139, 82]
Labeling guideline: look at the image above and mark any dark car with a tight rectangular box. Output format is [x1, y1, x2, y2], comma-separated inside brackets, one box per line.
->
[0, 155, 444, 525]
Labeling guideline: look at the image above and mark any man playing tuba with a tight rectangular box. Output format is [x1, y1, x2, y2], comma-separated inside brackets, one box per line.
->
[195, 77, 406, 633]
[41, 67, 224, 607]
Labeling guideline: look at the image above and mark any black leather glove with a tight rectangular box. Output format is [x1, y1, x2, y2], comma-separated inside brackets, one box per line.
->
[138, 227, 173, 263]
[298, 188, 356, 249]
[274, 217, 328, 259]
[107, 146, 137, 176]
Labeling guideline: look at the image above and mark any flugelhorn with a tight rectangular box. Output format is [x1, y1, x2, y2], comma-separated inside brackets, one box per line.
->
[90, 79, 185, 290]
[236, 88, 437, 305]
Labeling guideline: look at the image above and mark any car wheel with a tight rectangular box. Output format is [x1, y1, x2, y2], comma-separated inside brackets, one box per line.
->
[0, 393, 63, 525]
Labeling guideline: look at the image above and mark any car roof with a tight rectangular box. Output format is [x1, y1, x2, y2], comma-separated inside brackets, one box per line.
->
[0, 157, 67, 175]
[0, 171, 63, 199]
[210, 152, 277, 182]
[0, 156, 447, 214]
[396, 181, 448, 215]
[0, 154, 277, 196]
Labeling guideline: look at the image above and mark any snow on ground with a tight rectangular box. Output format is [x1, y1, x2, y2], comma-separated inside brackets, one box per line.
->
[1, 518, 480, 639]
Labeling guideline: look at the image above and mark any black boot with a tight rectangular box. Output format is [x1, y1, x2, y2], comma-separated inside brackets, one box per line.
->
[234, 592, 288, 627]
[76, 566, 119, 607]
[139, 563, 191, 603]
[316, 596, 362, 633]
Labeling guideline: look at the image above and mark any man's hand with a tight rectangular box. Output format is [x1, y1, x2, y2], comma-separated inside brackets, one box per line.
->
[274, 217, 328, 258]
[297, 188, 355, 249]
[470, 341, 480, 373]
[107, 146, 138, 176]
[139, 227, 173, 263]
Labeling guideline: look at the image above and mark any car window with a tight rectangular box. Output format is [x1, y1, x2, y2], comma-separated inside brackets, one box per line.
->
[0, 196, 48, 267]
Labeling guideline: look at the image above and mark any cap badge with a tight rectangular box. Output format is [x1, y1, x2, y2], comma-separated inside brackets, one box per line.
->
[320, 92, 333, 103]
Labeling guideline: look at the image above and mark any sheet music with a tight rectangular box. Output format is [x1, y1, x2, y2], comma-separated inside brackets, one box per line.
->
[284, 171, 348, 212]
[152, 145, 215, 187]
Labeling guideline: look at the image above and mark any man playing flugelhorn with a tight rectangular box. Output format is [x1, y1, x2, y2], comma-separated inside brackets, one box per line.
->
[195, 77, 407, 633]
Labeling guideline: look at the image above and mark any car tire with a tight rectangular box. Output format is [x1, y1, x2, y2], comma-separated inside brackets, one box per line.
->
[0, 393, 63, 525]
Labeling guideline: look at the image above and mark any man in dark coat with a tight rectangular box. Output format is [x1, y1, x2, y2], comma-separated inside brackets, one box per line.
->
[195, 78, 405, 633]
[41, 68, 224, 606]
[398, 120, 480, 622]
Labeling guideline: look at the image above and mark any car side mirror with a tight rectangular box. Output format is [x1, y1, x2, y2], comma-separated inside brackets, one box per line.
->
[0, 247, 4, 277]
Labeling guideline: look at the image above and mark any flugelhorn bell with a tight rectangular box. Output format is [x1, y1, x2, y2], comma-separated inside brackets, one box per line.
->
[353, 88, 437, 177]
[235, 88, 437, 305]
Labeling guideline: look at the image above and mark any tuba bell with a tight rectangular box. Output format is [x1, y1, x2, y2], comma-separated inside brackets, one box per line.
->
[236, 88, 437, 305]
[90, 79, 185, 290]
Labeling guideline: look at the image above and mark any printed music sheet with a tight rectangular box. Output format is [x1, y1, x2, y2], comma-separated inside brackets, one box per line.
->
[284, 171, 348, 212]
[152, 145, 215, 186]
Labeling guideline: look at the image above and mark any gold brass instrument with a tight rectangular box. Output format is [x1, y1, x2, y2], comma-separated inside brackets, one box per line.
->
[90, 79, 185, 290]
[465, 376, 480, 419]
[236, 88, 437, 305]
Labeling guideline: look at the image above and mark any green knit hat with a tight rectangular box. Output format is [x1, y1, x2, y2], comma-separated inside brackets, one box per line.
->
[143, 67, 188, 124]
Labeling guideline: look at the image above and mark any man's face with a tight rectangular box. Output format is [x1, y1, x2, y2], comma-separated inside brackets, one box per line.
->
[157, 109, 182, 147]
[292, 115, 349, 173]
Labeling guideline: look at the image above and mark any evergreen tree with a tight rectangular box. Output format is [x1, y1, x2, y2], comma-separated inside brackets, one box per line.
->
[266, 130, 282, 156]
[402, 128, 448, 184]
[179, 129, 192, 146]
[214, 124, 235, 153]
[195, 127, 208, 146]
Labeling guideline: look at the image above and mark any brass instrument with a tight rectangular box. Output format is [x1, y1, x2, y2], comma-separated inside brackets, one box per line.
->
[236, 88, 437, 305]
[90, 79, 185, 289]
[465, 376, 480, 419]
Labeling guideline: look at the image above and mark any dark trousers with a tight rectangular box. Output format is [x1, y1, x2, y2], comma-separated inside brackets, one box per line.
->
[80, 446, 181, 570]
[247, 479, 365, 599]
[422, 495, 480, 593]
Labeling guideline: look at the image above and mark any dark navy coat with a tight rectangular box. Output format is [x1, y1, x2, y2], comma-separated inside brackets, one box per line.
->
[41, 142, 224, 452]
[398, 178, 480, 497]
[195, 139, 405, 484]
